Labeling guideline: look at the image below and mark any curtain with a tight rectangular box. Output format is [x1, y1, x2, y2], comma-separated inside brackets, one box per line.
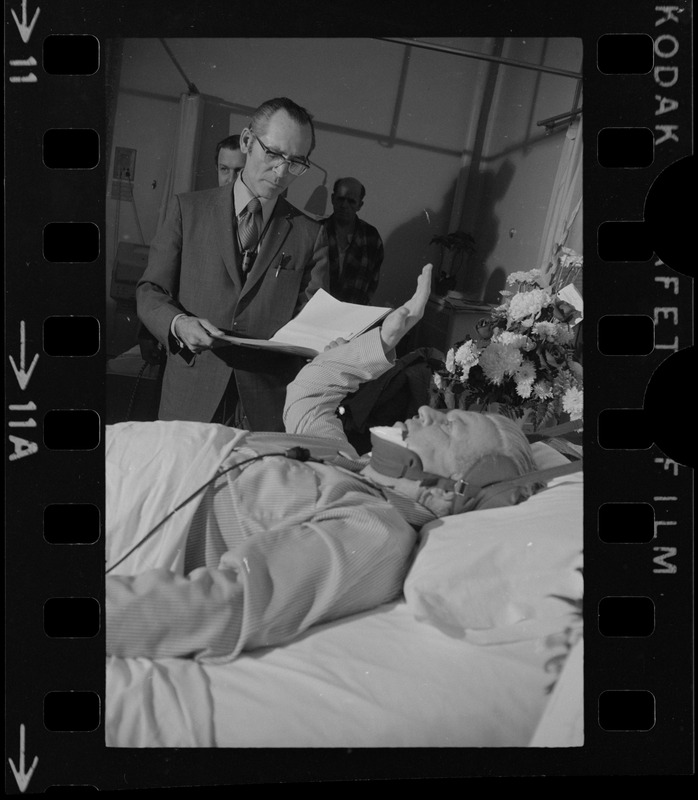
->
[537, 117, 583, 279]
[156, 92, 204, 231]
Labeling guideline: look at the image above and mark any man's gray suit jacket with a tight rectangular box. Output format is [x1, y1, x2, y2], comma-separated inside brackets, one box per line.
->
[136, 185, 329, 430]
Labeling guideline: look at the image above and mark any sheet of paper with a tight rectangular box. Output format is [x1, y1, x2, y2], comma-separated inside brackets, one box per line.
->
[215, 290, 391, 357]
[212, 335, 318, 358]
[272, 289, 390, 343]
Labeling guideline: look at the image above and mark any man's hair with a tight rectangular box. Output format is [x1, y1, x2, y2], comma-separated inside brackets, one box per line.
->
[484, 413, 537, 474]
[249, 97, 316, 155]
[333, 177, 366, 200]
[215, 134, 241, 163]
[455, 412, 537, 479]
[458, 413, 542, 503]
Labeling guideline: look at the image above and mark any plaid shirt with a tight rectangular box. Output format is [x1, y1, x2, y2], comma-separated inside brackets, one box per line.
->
[324, 215, 384, 305]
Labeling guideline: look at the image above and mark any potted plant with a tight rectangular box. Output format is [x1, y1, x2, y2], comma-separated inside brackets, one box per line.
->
[430, 230, 476, 296]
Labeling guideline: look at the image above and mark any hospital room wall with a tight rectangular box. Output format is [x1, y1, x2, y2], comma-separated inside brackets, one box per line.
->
[105, 37, 484, 326]
[456, 37, 583, 302]
[105, 37, 580, 349]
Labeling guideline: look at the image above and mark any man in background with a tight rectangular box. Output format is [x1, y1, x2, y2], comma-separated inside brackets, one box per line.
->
[137, 97, 329, 431]
[215, 134, 245, 186]
[324, 177, 384, 305]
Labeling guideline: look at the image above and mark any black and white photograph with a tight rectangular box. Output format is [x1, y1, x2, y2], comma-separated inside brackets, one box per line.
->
[4, 0, 693, 790]
[103, 36, 585, 749]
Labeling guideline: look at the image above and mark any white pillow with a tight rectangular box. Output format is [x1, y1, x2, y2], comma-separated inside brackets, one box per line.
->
[403, 443, 583, 644]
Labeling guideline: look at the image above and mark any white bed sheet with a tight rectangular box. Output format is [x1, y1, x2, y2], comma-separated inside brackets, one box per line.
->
[106, 598, 561, 748]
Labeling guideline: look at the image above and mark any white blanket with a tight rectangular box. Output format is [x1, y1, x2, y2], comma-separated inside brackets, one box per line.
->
[107, 600, 563, 748]
[106, 420, 246, 575]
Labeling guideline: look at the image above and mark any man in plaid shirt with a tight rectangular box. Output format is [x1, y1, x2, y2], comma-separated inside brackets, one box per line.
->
[324, 177, 384, 305]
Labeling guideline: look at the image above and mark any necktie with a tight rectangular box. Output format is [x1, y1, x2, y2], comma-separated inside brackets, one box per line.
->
[238, 197, 262, 253]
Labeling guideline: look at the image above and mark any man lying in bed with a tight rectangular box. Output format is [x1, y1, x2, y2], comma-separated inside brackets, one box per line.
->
[106, 263, 539, 663]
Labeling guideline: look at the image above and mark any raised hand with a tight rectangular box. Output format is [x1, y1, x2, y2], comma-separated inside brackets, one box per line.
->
[379, 263, 432, 352]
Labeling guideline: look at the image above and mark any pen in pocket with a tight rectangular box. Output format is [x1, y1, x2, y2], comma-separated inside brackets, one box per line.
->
[275, 252, 288, 277]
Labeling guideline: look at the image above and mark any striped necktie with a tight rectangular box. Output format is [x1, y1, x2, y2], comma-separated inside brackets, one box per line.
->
[238, 197, 262, 253]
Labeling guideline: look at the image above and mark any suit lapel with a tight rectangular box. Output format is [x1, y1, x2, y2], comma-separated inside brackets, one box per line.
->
[240, 198, 293, 299]
[213, 186, 243, 292]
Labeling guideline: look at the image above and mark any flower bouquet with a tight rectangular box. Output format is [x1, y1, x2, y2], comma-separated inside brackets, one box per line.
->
[430, 260, 583, 432]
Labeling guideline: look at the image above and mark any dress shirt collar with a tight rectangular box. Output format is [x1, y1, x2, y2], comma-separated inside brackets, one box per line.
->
[234, 175, 277, 228]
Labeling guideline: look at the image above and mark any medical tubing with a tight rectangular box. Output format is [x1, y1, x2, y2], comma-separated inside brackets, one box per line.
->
[105, 447, 316, 574]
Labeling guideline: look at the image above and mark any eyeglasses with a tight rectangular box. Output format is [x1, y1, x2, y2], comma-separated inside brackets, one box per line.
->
[250, 132, 310, 176]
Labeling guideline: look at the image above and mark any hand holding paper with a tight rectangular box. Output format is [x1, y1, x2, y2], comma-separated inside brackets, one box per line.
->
[174, 316, 226, 354]
[214, 291, 393, 357]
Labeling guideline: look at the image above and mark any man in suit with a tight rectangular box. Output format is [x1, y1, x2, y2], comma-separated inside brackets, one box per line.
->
[324, 177, 384, 305]
[137, 97, 329, 431]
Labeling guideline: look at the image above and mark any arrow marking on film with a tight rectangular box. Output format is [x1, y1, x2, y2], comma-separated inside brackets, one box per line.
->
[8, 724, 39, 793]
[11, 1, 41, 44]
[9, 321, 39, 390]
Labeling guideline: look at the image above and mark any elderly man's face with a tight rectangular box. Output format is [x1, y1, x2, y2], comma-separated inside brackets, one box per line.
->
[393, 406, 501, 478]
[240, 110, 312, 200]
[331, 181, 363, 224]
[217, 147, 246, 187]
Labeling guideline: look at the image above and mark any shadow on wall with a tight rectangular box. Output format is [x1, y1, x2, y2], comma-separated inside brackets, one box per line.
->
[304, 184, 329, 219]
[459, 158, 516, 304]
[374, 179, 458, 309]
[375, 158, 516, 310]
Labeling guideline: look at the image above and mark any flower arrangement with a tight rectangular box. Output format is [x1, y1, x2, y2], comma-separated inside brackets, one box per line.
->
[430, 257, 583, 432]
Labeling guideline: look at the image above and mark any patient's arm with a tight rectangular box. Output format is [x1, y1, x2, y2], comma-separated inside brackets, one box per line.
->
[283, 263, 432, 443]
[106, 490, 416, 662]
[283, 328, 392, 445]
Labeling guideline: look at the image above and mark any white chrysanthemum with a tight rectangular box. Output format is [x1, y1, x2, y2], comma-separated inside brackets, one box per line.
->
[454, 340, 480, 375]
[514, 361, 536, 398]
[445, 347, 456, 374]
[556, 325, 576, 345]
[507, 268, 544, 286]
[562, 386, 584, 420]
[533, 380, 553, 400]
[479, 342, 523, 384]
[507, 288, 551, 324]
[433, 373, 444, 390]
[532, 321, 558, 342]
[494, 330, 530, 350]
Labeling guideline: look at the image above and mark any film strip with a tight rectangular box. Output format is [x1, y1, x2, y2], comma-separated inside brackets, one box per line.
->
[4, 0, 694, 789]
